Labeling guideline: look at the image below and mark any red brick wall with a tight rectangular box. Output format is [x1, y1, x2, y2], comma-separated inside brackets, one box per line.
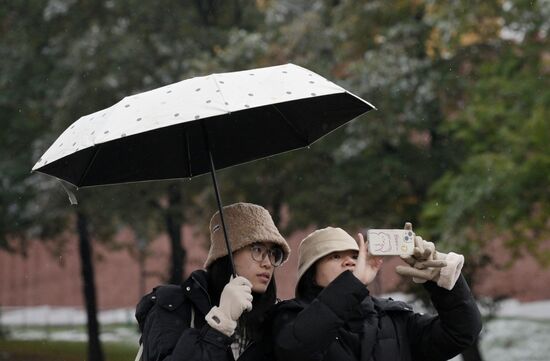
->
[0, 225, 312, 309]
[2, 227, 550, 309]
[0, 225, 208, 309]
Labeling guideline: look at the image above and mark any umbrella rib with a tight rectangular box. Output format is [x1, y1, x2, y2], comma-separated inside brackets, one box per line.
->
[77, 144, 101, 187]
[184, 130, 193, 177]
[271, 104, 309, 145]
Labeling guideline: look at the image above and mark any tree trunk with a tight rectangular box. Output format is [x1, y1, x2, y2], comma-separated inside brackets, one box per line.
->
[136, 236, 147, 298]
[76, 211, 104, 361]
[166, 185, 186, 285]
[462, 337, 484, 361]
[0, 307, 6, 339]
[232, 0, 242, 26]
[271, 191, 284, 229]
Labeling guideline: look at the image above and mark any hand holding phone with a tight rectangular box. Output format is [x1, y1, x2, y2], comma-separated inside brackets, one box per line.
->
[353, 233, 384, 285]
[367, 229, 415, 256]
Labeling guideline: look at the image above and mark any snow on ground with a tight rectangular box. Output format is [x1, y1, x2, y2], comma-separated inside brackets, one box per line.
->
[2, 298, 550, 360]
[3, 295, 550, 327]
[492, 299, 550, 319]
[1, 306, 136, 326]
[481, 318, 550, 361]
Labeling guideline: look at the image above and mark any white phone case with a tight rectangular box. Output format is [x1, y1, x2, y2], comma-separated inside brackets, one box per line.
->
[367, 229, 415, 256]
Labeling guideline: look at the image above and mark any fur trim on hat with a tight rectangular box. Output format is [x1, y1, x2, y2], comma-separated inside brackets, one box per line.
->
[296, 227, 359, 286]
[204, 203, 290, 268]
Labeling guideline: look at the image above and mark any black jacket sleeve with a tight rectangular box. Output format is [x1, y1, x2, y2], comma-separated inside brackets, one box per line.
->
[406, 275, 483, 361]
[273, 271, 369, 361]
[137, 288, 234, 361]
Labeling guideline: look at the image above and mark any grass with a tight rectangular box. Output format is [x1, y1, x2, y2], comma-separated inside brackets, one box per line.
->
[3, 317, 550, 361]
[0, 340, 136, 361]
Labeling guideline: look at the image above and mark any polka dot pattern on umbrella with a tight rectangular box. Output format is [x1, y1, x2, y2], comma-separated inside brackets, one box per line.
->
[32, 63, 372, 171]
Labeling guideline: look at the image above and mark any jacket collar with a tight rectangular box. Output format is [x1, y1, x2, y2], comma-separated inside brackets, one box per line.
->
[372, 297, 413, 312]
[181, 269, 213, 316]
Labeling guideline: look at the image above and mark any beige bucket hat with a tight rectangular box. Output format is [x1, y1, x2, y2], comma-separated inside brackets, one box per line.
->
[204, 202, 291, 268]
[297, 226, 359, 284]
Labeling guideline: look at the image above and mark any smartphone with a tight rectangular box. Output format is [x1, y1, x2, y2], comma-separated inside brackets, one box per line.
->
[367, 229, 415, 256]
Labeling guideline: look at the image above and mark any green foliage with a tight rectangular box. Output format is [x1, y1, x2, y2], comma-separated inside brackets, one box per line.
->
[420, 29, 550, 265]
[0, 0, 268, 251]
[232, 0, 456, 233]
[1, 5, 546, 361]
[1, 0, 548, 286]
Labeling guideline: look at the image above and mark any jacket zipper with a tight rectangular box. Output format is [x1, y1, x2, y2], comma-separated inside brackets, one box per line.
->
[235, 340, 256, 360]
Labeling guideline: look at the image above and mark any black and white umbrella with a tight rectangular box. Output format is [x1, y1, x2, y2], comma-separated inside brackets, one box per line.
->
[32, 63, 375, 274]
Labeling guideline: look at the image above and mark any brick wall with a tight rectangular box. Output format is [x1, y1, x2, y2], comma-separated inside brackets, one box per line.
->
[1, 226, 550, 309]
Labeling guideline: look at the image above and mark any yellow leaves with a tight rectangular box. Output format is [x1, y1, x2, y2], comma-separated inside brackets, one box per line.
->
[425, 28, 438, 59]
[426, 27, 451, 59]
[541, 51, 550, 75]
[255, 0, 270, 11]
[460, 32, 482, 47]
[425, 1, 504, 59]
[426, 16, 504, 59]
[475, 16, 504, 41]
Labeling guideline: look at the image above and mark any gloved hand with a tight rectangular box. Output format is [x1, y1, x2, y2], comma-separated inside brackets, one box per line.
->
[395, 222, 464, 290]
[205, 276, 253, 336]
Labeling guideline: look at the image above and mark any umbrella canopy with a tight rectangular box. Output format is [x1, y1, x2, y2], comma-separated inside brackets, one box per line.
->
[32, 63, 374, 187]
[32, 63, 374, 276]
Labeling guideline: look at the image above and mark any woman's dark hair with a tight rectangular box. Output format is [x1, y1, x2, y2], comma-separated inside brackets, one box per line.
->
[295, 263, 323, 302]
[207, 254, 277, 349]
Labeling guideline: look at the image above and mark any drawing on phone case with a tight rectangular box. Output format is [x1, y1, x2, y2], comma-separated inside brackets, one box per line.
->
[367, 229, 415, 256]
[371, 232, 392, 253]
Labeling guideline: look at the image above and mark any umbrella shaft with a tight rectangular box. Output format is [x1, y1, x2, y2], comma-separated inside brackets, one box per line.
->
[203, 123, 236, 277]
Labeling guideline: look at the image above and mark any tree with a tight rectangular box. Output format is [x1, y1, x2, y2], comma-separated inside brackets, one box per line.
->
[4, 2, 547, 360]
[420, 6, 550, 263]
[225, 0, 456, 233]
[2, 5, 271, 359]
[213, 2, 546, 360]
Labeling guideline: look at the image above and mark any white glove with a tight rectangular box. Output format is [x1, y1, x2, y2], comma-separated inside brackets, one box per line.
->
[205, 276, 253, 336]
[395, 246, 464, 291]
[396, 236, 464, 290]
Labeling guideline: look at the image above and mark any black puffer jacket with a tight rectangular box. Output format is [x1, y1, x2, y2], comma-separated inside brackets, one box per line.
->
[135, 270, 274, 361]
[273, 271, 482, 361]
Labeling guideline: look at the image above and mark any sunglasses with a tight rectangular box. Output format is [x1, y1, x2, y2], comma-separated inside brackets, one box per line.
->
[249, 243, 284, 267]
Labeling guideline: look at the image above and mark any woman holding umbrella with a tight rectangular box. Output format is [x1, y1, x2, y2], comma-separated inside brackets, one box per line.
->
[136, 202, 290, 361]
[272, 226, 482, 361]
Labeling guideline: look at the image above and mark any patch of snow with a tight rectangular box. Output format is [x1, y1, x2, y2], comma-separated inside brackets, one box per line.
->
[495, 299, 550, 320]
[380, 293, 550, 320]
[3, 299, 550, 360]
[481, 319, 550, 361]
[1, 306, 136, 326]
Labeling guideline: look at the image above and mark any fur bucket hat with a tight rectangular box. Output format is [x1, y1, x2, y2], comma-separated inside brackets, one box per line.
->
[297, 227, 359, 284]
[204, 202, 291, 268]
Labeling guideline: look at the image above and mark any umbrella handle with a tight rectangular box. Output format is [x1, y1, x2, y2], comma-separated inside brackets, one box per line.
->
[202, 123, 237, 277]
